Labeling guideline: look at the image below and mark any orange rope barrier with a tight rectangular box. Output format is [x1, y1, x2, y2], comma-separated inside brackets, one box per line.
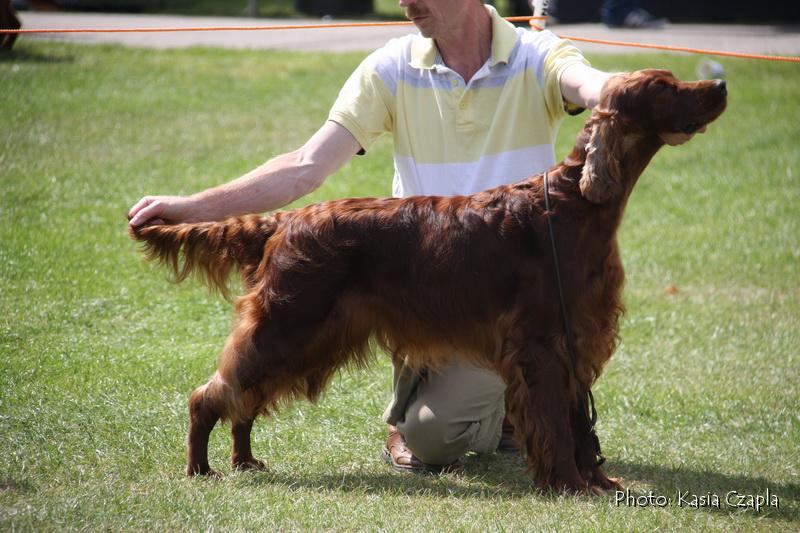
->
[1, 15, 797, 63]
[530, 24, 800, 63]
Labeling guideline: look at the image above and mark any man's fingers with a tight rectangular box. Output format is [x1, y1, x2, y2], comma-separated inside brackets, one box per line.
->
[128, 200, 164, 228]
[129, 195, 190, 227]
[128, 196, 154, 220]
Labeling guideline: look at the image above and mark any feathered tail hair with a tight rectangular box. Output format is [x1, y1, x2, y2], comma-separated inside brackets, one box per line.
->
[129, 215, 276, 299]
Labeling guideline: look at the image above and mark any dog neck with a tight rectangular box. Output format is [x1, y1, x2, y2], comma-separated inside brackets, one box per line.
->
[556, 125, 665, 232]
[615, 134, 665, 202]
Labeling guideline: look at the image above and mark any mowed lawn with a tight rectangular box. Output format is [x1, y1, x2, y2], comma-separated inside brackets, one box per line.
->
[1, 40, 798, 531]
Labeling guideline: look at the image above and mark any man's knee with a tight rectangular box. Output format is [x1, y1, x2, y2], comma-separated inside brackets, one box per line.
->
[392, 360, 507, 465]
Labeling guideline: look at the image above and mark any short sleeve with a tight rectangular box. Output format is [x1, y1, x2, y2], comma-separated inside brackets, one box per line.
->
[328, 50, 396, 153]
[542, 38, 591, 124]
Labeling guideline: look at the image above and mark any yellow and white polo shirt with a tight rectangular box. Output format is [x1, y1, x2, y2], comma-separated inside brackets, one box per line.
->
[328, 5, 589, 198]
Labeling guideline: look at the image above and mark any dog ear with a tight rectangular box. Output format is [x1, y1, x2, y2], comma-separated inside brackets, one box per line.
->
[580, 112, 624, 204]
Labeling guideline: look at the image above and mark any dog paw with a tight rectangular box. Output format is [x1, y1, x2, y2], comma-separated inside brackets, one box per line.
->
[590, 469, 624, 492]
[542, 475, 591, 494]
[186, 465, 223, 479]
[232, 457, 267, 472]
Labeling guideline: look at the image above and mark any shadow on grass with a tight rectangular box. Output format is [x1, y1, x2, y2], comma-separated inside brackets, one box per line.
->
[0, 47, 73, 64]
[230, 454, 798, 522]
[234, 453, 539, 500]
[0, 477, 35, 494]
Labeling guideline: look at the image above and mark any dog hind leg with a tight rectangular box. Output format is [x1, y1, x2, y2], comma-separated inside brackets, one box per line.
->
[186, 314, 260, 477]
[188, 274, 369, 476]
[186, 316, 260, 477]
[186, 377, 224, 476]
[231, 418, 266, 471]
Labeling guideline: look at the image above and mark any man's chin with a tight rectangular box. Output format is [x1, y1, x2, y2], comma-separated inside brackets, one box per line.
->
[410, 16, 434, 36]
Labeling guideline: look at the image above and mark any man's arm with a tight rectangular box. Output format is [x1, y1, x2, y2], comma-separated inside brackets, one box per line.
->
[559, 63, 613, 110]
[127, 120, 362, 228]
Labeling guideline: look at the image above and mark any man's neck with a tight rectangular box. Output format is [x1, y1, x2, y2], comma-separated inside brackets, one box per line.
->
[435, 7, 492, 83]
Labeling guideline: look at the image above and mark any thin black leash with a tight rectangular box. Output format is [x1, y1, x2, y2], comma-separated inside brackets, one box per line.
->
[542, 171, 605, 466]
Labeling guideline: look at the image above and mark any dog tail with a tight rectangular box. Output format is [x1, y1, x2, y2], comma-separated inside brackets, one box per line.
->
[129, 214, 277, 298]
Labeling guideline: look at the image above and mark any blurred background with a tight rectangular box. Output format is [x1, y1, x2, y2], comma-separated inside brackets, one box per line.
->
[10, 0, 800, 22]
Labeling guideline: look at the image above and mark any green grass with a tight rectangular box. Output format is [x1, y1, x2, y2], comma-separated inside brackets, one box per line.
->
[1, 41, 798, 531]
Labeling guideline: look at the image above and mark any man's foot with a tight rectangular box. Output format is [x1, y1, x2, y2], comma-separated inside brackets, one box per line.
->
[382, 428, 462, 473]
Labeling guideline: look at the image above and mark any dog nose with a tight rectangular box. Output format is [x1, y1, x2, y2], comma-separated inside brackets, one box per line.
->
[713, 79, 727, 95]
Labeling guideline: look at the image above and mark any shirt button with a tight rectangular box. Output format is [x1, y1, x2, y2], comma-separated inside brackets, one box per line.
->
[450, 79, 458, 87]
[459, 102, 466, 109]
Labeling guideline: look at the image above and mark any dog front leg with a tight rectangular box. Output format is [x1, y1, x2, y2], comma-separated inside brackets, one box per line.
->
[571, 404, 622, 492]
[502, 342, 587, 492]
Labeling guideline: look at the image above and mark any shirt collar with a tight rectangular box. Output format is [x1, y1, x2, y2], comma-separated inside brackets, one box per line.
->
[409, 4, 518, 70]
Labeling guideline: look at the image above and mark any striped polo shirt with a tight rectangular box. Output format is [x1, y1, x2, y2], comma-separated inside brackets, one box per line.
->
[328, 5, 589, 198]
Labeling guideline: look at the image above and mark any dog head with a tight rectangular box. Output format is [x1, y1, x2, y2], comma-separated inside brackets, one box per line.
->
[580, 69, 728, 204]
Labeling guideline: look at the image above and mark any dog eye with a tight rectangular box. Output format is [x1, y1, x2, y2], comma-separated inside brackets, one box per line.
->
[682, 123, 699, 134]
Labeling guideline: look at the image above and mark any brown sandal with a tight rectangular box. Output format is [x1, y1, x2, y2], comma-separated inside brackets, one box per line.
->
[382, 428, 462, 473]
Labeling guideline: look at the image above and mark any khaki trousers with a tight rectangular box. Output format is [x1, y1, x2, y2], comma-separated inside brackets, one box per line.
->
[383, 358, 507, 465]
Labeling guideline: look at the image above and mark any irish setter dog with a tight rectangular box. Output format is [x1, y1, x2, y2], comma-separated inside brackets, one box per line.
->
[130, 70, 726, 492]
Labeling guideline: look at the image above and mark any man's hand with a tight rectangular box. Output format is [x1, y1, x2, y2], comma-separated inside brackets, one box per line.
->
[128, 195, 196, 228]
[560, 63, 613, 110]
